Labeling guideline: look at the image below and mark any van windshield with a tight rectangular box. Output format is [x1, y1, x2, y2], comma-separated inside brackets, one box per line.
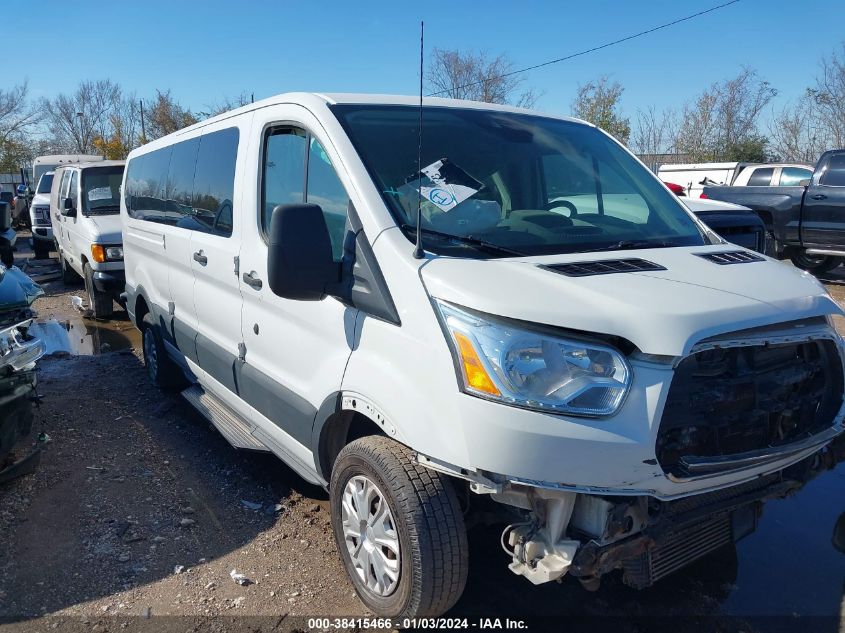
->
[331, 105, 708, 257]
[82, 166, 124, 215]
[36, 174, 54, 194]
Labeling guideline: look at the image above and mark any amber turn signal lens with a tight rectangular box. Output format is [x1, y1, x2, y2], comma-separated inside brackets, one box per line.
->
[452, 331, 501, 396]
[90, 244, 106, 263]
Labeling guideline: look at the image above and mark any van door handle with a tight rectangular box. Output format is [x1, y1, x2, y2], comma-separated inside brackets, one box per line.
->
[242, 271, 263, 290]
[811, 194, 827, 200]
[193, 250, 208, 265]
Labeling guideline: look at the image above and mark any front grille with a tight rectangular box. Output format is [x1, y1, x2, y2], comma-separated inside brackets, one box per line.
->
[543, 258, 666, 277]
[622, 515, 733, 589]
[695, 250, 764, 264]
[656, 339, 844, 477]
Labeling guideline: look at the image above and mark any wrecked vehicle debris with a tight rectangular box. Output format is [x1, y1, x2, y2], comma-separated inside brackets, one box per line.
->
[0, 265, 46, 483]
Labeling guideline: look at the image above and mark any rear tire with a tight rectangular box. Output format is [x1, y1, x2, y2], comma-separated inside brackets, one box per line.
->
[330, 436, 468, 619]
[141, 312, 184, 390]
[83, 263, 113, 318]
[790, 251, 842, 275]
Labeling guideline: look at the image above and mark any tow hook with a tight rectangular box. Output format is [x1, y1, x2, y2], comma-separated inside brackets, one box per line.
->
[505, 489, 580, 585]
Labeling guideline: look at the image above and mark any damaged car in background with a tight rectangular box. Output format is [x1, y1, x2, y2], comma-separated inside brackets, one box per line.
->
[0, 264, 46, 483]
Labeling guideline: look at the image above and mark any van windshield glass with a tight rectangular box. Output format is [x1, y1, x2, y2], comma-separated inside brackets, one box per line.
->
[36, 174, 54, 194]
[331, 105, 707, 257]
[81, 166, 124, 215]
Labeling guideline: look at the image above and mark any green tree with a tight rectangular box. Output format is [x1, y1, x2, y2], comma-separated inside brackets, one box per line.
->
[571, 77, 630, 144]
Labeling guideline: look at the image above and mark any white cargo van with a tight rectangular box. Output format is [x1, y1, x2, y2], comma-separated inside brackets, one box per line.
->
[29, 155, 104, 259]
[122, 93, 845, 619]
[51, 161, 126, 317]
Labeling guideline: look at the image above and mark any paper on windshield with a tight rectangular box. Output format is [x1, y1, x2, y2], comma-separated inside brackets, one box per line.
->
[87, 187, 113, 202]
[412, 159, 482, 212]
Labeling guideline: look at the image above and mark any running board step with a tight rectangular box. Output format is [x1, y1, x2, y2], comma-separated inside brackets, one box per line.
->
[181, 385, 269, 451]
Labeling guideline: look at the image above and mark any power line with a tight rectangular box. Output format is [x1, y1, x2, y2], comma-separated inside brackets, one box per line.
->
[427, 0, 741, 97]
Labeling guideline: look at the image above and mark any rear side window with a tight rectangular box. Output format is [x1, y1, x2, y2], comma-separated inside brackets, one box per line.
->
[747, 168, 774, 186]
[820, 154, 845, 187]
[166, 137, 200, 224]
[779, 167, 812, 186]
[126, 126, 238, 235]
[191, 127, 240, 237]
[125, 147, 173, 223]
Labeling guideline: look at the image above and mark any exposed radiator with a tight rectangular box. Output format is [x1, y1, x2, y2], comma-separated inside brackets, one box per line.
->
[621, 515, 733, 589]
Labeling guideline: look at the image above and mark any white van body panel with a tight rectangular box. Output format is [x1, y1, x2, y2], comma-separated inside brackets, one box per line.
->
[33, 154, 103, 185]
[419, 247, 840, 357]
[120, 93, 845, 591]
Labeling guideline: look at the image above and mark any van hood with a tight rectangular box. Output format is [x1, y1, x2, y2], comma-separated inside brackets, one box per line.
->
[420, 246, 843, 356]
[85, 214, 122, 244]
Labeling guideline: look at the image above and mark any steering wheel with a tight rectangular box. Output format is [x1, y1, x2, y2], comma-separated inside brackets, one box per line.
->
[544, 199, 578, 217]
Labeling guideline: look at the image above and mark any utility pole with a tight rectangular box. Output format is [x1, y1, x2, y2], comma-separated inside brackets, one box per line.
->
[139, 99, 147, 143]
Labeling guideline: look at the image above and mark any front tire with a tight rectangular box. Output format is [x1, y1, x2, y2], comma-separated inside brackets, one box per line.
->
[83, 263, 113, 318]
[32, 239, 50, 260]
[60, 251, 80, 284]
[330, 436, 468, 619]
[790, 250, 842, 275]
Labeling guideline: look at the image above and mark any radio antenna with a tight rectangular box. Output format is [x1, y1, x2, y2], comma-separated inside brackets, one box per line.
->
[412, 21, 425, 259]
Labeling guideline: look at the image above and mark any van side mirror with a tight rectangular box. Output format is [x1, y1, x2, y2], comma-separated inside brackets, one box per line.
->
[267, 203, 339, 301]
[799, 179, 810, 187]
[63, 197, 76, 217]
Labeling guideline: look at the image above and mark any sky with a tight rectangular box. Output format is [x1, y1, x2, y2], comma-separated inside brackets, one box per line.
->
[23, 0, 845, 125]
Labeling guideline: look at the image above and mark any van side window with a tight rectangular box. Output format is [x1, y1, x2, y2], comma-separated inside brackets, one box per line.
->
[192, 127, 239, 237]
[262, 128, 307, 231]
[126, 147, 173, 222]
[167, 137, 200, 225]
[68, 171, 79, 203]
[59, 170, 72, 200]
[306, 138, 349, 261]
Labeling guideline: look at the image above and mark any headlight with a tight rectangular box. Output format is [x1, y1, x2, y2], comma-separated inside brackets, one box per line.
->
[435, 300, 631, 417]
[105, 246, 123, 260]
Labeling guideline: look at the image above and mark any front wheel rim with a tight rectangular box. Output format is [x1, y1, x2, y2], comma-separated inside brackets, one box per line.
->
[341, 474, 401, 597]
[143, 329, 158, 380]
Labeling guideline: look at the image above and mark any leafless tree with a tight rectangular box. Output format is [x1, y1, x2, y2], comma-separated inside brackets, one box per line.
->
[144, 90, 198, 141]
[807, 44, 845, 150]
[199, 92, 253, 119]
[673, 68, 775, 162]
[571, 76, 630, 144]
[42, 80, 121, 153]
[768, 95, 827, 164]
[0, 81, 40, 146]
[631, 106, 676, 156]
[427, 48, 538, 107]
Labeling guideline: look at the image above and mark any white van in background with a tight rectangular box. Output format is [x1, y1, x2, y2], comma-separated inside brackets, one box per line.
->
[29, 154, 104, 259]
[50, 161, 126, 317]
[122, 93, 845, 618]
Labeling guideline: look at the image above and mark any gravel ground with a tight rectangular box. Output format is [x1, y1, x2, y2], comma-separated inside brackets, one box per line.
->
[1, 236, 843, 633]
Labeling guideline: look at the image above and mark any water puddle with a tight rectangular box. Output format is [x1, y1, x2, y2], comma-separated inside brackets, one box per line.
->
[29, 317, 141, 356]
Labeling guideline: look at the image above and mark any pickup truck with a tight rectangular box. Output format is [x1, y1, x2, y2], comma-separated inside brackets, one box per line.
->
[703, 149, 845, 273]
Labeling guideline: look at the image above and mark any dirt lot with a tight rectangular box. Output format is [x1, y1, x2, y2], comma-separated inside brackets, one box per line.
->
[1, 235, 844, 632]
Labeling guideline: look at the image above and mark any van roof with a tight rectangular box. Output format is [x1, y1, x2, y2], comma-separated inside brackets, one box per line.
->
[33, 154, 104, 164]
[130, 92, 588, 157]
[56, 160, 125, 171]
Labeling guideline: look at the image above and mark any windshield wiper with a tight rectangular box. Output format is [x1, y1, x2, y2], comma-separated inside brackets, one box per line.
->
[399, 224, 527, 257]
[577, 239, 681, 254]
